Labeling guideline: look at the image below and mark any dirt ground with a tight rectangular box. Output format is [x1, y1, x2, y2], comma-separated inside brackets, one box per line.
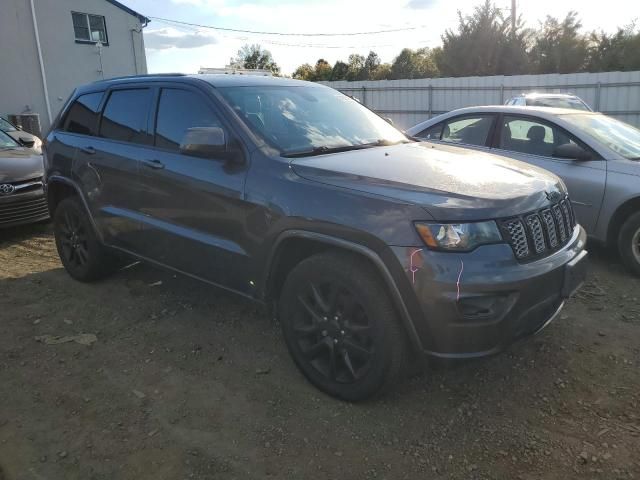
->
[0, 223, 639, 480]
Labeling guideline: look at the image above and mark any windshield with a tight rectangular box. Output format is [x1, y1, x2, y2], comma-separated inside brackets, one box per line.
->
[0, 117, 18, 132]
[527, 97, 590, 111]
[562, 113, 640, 160]
[218, 85, 407, 156]
[0, 129, 19, 148]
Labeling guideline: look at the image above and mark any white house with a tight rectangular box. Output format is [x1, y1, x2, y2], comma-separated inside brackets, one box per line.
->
[0, 0, 149, 133]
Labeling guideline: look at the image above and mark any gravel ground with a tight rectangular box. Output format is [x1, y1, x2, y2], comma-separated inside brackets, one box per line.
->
[0, 223, 639, 480]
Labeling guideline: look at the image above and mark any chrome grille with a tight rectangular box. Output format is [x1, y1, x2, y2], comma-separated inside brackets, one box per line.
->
[504, 219, 529, 259]
[526, 214, 546, 254]
[552, 205, 567, 242]
[541, 209, 558, 248]
[501, 195, 576, 261]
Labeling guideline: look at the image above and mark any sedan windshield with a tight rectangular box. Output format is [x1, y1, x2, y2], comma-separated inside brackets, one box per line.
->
[562, 113, 640, 160]
[218, 85, 408, 156]
[0, 130, 19, 149]
[0, 117, 18, 132]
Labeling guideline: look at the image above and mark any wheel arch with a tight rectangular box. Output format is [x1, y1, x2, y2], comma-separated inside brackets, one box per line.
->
[46, 176, 103, 242]
[606, 196, 640, 247]
[263, 230, 423, 352]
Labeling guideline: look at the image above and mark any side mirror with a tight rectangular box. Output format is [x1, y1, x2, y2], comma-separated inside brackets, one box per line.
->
[383, 117, 394, 126]
[553, 143, 591, 161]
[19, 137, 35, 148]
[180, 127, 227, 158]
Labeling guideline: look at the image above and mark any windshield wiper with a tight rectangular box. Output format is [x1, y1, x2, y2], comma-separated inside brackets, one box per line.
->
[282, 139, 409, 158]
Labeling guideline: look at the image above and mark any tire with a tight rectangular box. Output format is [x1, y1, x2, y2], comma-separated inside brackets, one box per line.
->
[618, 211, 640, 277]
[278, 251, 407, 401]
[53, 196, 119, 282]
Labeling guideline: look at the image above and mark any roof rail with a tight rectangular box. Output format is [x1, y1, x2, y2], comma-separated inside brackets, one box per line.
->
[92, 73, 187, 83]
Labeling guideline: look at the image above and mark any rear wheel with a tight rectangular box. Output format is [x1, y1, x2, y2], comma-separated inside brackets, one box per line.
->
[618, 212, 640, 277]
[53, 197, 119, 281]
[279, 251, 407, 401]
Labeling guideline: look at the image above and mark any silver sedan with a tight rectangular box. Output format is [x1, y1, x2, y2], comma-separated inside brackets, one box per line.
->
[407, 106, 640, 275]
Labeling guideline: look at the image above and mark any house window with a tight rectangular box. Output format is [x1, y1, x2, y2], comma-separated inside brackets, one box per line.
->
[71, 12, 108, 45]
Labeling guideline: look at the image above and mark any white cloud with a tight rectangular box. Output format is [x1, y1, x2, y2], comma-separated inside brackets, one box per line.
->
[145, 27, 218, 50]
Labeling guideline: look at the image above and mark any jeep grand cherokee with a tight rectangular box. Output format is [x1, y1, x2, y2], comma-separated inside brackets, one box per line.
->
[44, 75, 587, 401]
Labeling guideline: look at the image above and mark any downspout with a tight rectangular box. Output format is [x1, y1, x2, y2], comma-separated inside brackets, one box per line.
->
[130, 18, 148, 75]
[130, 27, 140, 74]
[29, 0, 52, 125]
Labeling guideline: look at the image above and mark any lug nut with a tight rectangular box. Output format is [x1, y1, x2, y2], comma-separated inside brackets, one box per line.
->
[333, 339, 338, 344]
[340, 330, 345, 335]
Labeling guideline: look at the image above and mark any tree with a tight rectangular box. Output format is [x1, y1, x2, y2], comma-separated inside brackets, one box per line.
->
[361, 51, 381, 80]
[529, 12, 589, 74]
[232, 44, 281, 75]
[371, 63, 392, 80]
[390, 47, 439, 79]
[292, 63, 315, 81]
[437, 0, 530, 77]
[588, 24, 640, 72]
[346, 54, 365, 81]
[330, 61, 349, 81]
[314, 59, 333, 81]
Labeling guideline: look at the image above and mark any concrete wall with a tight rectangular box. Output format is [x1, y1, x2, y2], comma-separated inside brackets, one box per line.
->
[0, 0, 147, 133]
[322, 71, 640, 130]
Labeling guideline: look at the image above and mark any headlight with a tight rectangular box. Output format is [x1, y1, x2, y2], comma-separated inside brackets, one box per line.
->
[415, 221, 503, 251]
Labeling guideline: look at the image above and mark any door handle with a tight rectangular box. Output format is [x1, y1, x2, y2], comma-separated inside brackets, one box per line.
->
[80, 146, 96, 155]
[142, 159, 165, 170]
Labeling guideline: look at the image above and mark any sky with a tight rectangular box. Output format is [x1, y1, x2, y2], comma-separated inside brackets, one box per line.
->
[125, 0, 638, 76]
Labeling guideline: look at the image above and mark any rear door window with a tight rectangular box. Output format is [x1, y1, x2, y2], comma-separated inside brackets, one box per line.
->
[63, 91, 104, 135]
[441, 115, 495, 147]
[414, 123, 443, 140]
[499, 116, 557, 157]
[99, 89, 151, 144]
[153, 88, 224, 153]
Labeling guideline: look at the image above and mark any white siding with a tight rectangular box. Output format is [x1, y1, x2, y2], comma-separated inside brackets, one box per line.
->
[322, 71, 640, 129]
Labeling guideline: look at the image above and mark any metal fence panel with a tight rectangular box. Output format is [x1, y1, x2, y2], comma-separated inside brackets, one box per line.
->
[321, 71, 640, 129]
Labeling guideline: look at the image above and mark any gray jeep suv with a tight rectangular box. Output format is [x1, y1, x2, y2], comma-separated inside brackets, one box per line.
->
[45, 74, 587, 401]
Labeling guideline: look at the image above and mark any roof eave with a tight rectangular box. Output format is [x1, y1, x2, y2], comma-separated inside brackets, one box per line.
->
[104, 0, 150, 24]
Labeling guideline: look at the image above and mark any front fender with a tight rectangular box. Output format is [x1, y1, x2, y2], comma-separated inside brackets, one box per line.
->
[262, 229, 424, 352]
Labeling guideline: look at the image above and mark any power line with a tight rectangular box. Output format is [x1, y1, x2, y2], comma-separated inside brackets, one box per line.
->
[151, 18, 399, 49]
[149, 16, 425, 37]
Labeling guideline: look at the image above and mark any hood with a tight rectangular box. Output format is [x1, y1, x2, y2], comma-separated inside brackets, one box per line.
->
[290, 142, 566, 221]
[0, 148, 45, 183]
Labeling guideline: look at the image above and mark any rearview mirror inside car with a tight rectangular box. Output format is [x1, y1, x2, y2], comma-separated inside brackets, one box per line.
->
[180, 127, 227, 158]
[553, 143, 591, 161]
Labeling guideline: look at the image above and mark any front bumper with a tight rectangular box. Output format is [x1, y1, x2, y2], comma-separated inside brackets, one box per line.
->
[0, 188, 50, 229]
[391, 224, 587, 358]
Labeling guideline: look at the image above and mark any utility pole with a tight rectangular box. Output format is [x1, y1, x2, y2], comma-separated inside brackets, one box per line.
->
[511, 0, 516, 32]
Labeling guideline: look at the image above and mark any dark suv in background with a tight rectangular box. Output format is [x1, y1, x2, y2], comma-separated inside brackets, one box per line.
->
[45, 74, 587, 401]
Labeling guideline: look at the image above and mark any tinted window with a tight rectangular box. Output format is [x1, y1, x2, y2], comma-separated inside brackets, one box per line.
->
[154, 89, 222, 152]
[99, 89, 151, 144]
[415, 123, 443, 140]
[63, 92, 104, 136]
[499, 115, 581, 157]
[441, 115, 494, 146]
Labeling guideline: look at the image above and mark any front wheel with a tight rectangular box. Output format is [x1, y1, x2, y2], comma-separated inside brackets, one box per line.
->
[53, 197, 119, 282]
[619, 212, 640, 277]
[279, 251, 407, 401]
